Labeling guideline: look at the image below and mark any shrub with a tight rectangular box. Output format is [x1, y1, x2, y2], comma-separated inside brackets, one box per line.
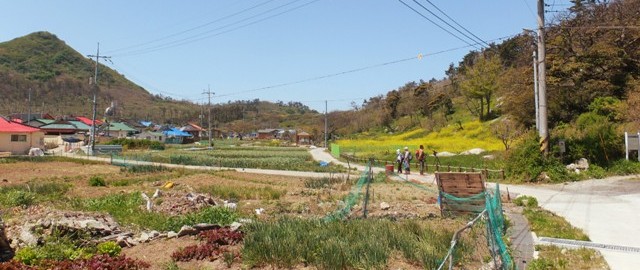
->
[505, 132, 573, 183]
[97, 241, 121, 257]
[513, 195, 538, 208]
[608, 159, 640, 175]
[88, 176, 106, 187]
[106, 138, 165, 150]
[585, 164, 606, 179]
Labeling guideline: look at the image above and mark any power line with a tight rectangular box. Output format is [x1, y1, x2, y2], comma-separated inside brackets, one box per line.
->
[105, 0, 279, 55]
[411, 0, 486, 47]
[216, 33, 518, 98]
[422, 0, 490, 47]
[112, 0, 321, 57]
[397, 0, 480, 49]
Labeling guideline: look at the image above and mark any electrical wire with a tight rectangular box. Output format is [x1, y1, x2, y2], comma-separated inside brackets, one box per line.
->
[397, 0, 480, 49]
[411, 0, 486, 47]
[112, 0, 320, 57]
[105, 0, 279, 55]
[422, 0, 490, 47]
[215, 33, 518, 98]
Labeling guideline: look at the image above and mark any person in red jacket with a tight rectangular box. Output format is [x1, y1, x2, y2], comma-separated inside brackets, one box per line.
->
[416, 145, 426, 175]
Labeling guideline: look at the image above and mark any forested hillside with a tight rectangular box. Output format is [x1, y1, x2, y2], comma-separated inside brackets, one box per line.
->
[332, 0, 639, 139]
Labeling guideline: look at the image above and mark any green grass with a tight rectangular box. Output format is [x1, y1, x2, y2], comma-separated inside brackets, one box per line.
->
[528, 245, 608, 270]
[0, 182, 70, 208]
[119, 146, 344, 172]
[72, 192, 238, 231]
[242, 218, 472, 269]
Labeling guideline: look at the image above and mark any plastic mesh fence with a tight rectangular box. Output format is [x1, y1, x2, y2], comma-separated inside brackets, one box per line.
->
[323, 162, 371, 222]
[484, 183, 514, 269]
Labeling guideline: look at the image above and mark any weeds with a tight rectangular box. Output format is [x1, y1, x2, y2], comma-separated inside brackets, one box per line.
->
[74, 193, 238, 231]
[198, 185, 285, 200]
[88, 176, 106, 187]
[0, 182, 70, 207]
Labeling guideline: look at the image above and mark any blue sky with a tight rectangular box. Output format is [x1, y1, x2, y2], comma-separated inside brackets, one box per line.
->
[1, 0, 572, 112]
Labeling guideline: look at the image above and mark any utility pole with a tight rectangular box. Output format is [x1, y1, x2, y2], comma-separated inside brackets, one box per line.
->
[324, 100, 328, 149]
[533, 51, 539, 132]
[202, 86, 214, 148]
[27, 88, 31, 124]
[87, 43, 111, 155]
[537, 0, 549, 154]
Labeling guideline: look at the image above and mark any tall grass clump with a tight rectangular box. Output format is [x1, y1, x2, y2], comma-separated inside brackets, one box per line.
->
[198, 185, 285, 200]
[243, 218, 462, 269]
[0, 182, 70, 207]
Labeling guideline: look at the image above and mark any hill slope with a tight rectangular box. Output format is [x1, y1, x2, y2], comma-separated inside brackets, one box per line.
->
[0, 31, 199, 122]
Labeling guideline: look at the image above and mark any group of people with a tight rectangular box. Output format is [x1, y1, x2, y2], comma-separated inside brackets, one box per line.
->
[395, 145, 426, 175]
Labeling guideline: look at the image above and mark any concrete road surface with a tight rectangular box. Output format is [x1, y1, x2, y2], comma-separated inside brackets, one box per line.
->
[499, 177, 640, 270]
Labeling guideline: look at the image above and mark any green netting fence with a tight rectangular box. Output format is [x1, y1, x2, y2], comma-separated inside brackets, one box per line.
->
[437, 184, 514, 270]
[323, 162, 371, 222]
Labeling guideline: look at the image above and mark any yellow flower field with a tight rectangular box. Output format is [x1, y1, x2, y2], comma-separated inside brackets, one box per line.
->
[336, 120, 504, 157]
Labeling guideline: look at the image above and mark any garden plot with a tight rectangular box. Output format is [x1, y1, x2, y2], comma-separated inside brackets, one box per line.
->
[119, 146, 345, 172]
[0, 158, 490, 269]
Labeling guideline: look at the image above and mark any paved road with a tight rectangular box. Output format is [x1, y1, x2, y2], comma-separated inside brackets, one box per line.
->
[499, 177, 640, 270]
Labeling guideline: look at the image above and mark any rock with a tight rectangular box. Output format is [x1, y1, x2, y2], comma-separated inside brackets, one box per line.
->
[177, 225, 197, 237]
[99, 232, 133, 242]
[460, 148, 485, 155]
[436, 151, 457, 157]
[576, 158, 589, 170]
[566, 163, 577, 170]
[149, 230, 160, 238]
[193, 223, 219, 231]
[116, 235, 134, 247]
[380, 202, 390, 210]
[482, 155, 495, 160]
[229, 222, 243, 232]
[138, 232, 151, 243]
[167, 231, 178, 239]
[19, 225, 38, 246]
[255, 208, 265, 215]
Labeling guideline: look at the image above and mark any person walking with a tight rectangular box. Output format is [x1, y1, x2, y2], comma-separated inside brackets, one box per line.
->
[396, 149, 403, 174]
[403, 146, 412, 174]
[416, 145, 426, 175]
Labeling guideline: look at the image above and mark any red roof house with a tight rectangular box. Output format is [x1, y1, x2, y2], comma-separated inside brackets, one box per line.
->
[0, 116, 45, 155]
[75, 116, 104, 126]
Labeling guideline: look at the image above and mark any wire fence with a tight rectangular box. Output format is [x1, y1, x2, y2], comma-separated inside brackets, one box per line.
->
[341, 154, 506, 181]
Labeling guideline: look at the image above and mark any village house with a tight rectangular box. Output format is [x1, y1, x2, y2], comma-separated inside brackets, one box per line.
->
[105, 122, 137, 138]
[180, 123, 206, 140]
[8, 113, 54, 123]
[257, 129, 279, 139]
[0, 116, 45, 155]
[136, 131, 165, 143]
[162, 127, 192, 144]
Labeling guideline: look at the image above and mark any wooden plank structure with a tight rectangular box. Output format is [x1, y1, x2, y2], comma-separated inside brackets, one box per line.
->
[435, 172, 486, 216]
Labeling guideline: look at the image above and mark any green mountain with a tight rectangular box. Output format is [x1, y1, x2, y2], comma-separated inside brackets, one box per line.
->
[0, 32, 322, 132]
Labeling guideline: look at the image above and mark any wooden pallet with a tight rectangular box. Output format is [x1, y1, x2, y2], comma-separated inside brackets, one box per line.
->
[435, 172, 486, 217]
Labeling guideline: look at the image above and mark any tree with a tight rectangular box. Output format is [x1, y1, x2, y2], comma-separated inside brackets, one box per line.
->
[460, 55, 502, 120]
[491, 117, 524, 151]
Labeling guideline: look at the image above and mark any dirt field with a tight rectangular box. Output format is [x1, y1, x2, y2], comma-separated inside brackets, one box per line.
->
[1, 160, 448, 269]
